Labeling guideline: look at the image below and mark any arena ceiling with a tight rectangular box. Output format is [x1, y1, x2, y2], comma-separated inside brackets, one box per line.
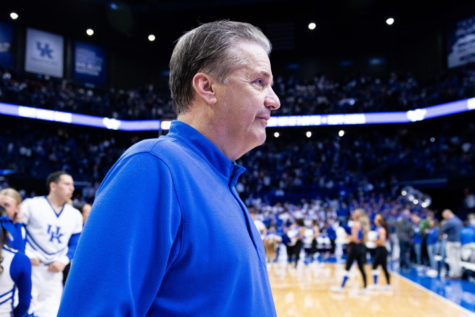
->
[0, 0, 473, 59]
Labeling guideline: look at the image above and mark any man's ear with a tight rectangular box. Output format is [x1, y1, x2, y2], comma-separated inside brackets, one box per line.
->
[192, 72, 217, 105]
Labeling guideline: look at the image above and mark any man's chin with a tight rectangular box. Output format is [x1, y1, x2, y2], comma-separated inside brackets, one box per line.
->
[255, 131, 267, 146]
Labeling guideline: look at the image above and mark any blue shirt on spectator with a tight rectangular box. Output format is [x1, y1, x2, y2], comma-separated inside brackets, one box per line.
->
[426, 227, 439, 245]
[460, 226, 475, 245]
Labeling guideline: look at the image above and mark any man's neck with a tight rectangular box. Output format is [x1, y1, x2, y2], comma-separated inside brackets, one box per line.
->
[47, 194, 65, 212]
[177, 113, 244, 161]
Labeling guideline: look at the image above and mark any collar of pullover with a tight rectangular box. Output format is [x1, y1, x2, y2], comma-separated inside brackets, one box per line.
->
[167, 120, 246, 186]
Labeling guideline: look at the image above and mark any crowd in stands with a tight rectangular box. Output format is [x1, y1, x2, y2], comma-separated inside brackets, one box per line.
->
[1, 113, 474, 207]
[0, 68, 175, 120]
[236, 121, 475, 204]
[273, 67, 475, 115]
[1, 65, 474, 120]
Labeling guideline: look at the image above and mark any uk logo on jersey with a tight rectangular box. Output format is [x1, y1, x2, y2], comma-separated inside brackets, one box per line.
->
[47, 225, 63, 244]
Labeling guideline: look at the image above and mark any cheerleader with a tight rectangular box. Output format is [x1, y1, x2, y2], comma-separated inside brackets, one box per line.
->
[331, 208, 369, 293]
[0, 206, 32, 316]
[263, 225, 282, 263]
[370, 214, 391, 290]
[286, 218, 305, 268]
[303, 220, 319, 264]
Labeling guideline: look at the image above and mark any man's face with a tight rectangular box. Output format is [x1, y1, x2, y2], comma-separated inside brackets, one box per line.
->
[0, 195, 19, 220]
[52, 174, 75, 202]
[213, 41, 280, 158]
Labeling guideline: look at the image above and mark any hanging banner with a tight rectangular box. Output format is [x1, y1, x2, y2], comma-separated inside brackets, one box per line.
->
[25, 28, 64, 77]
[447, 15, 475, 68]
[0, 21, 14, 68]
[74, 41, 107, 86]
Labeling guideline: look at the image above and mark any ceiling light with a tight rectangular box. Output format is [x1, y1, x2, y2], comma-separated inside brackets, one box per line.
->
[386, 17, 395, 26]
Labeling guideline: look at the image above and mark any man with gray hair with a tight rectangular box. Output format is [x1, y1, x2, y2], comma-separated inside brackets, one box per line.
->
[58, 20, 280, 316]
[441, 209, 463, 279]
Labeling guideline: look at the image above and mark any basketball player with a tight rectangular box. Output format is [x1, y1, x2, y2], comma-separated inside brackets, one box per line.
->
[0, 188, 26, 252]
[370, 214, 391, 290]
[21, 171, 83, 317]
[331, 208, 369, 293]
[0, 206, 32, 316]
[58, 20, 280, 316]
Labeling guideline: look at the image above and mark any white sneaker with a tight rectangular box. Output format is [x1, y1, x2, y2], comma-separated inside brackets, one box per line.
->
[330, 286, 345, 293]
[367, 285, 377, 290]
[380, 285, 392, 291]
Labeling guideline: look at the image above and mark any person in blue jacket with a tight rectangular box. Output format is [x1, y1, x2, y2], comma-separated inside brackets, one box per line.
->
[0, 206, 32, 317]
[58, 20, 281, 316]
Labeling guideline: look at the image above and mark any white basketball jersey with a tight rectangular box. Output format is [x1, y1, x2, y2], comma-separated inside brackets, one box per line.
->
[21, 196, 83, 264]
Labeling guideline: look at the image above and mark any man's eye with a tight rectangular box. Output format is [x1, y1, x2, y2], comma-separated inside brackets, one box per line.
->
[255, 79, 266, 87]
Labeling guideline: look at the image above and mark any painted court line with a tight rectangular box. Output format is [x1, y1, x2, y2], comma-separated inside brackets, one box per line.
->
[393, 272, 474, 316]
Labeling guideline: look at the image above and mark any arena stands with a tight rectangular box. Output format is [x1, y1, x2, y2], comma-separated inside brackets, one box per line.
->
[2, 66, 474, 119]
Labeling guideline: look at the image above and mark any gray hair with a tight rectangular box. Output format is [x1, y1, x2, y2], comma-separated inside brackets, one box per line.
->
[169, 20, 271, 114]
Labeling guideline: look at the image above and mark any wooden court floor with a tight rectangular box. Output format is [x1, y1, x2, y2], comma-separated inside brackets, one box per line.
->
[268, 262, 474, 317]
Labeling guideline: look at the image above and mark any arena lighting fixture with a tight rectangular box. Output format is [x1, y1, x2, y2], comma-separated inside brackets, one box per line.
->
[338, 130, 345, 137]
[148, 34, 156, 42]
[86, 28, 94, 36]
[274, 132, 280, 138]
[401, 186, 432, 208]
[421, 197, 432, 208]
[10, 12, 19, 20]
[386, 17, 395, 26]
[430, 137, 436, 142]
[306, 131, 312, 138]
[0, 97, 474, 131]
[109, 2, 118, 10]
[308, 22, 316, 30]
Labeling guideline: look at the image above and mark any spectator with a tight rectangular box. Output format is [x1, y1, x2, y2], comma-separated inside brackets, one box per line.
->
[391, 209, 414, 273]
[440, 209, 463, 279]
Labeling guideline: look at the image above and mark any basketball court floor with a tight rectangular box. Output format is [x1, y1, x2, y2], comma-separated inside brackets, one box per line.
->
[268, 261, 475, 317]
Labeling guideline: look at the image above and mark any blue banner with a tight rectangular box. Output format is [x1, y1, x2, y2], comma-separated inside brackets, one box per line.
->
[0, 21, 14, 68]
[25, 28, 64, 77]
[73, 41, 106, 86]
[447, 15, 475, 68]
